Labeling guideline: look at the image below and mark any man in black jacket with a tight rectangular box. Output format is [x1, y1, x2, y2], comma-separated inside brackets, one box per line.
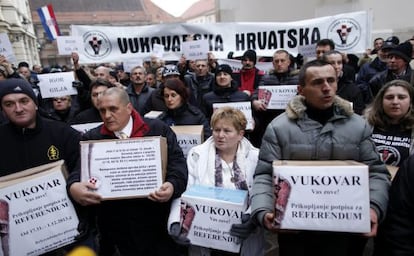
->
[0, 78, 92, 251]
[67, 87, 188, 256]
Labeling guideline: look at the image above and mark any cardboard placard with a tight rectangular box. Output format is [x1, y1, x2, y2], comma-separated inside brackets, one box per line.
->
[37, 72, 78, 98]
[180, 185, 248, 252]
[170, 125, 204, 157]
[258, 85, 297, 110]
[80, 137, 167, 200]
[0, 160, 79, 256]
[272, 160, 370, 233]
[212, 102, 254, 130]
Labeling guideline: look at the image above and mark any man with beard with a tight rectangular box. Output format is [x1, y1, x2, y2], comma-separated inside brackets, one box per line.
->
[232, 49, 265, 97]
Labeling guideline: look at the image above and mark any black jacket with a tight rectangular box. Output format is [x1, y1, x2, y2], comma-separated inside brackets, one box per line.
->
[184, 73, 215, 109]
[336, 76, 365, 115]
[160, 103, 211, 139]
[378, 155, 414, 255]
[0, 115, 81, 176]
[369, 67, 413, 101]
[67, 111, 188, 254]
[202, 81, 251, 119]
[71, 107, 102, 124]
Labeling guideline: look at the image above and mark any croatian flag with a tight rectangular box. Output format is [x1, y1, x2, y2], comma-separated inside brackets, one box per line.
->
[37, 4, 61, 41]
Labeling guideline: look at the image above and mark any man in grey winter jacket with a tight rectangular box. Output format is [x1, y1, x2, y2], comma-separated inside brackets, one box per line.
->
[251, 59, 390, 256]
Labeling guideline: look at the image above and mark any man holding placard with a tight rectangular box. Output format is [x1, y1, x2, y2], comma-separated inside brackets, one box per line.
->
[68, 87, 188, 255]
[251, 60, 390, 255]
[251, 49, 299, 147]
[0, 78, 91, 253]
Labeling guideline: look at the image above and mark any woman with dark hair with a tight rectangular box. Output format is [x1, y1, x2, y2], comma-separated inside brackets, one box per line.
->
[160, 78, 211, 139]
[365, 79, 414, 169]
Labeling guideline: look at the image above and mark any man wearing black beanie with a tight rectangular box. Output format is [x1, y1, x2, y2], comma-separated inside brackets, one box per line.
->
[369, 41, 413, 100]
[0, 78, 96, 253]
[232, 49, 264, 97]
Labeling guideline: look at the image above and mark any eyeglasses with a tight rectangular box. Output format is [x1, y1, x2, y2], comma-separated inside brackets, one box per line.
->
[53, 97, 69, 102]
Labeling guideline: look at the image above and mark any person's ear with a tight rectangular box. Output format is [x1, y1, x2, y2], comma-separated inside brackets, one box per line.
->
[297, 85, 304, 96]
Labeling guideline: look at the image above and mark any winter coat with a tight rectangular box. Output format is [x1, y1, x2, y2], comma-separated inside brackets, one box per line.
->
[379, 154, 414, 255]
[159, 103, 211, 140]
[0, 115, 81, 176]
[126, 83, 155, 115]
[336, 76, 365, 115]
[251, 95, 390, 224]
[168, 137, 265, 256]
[184, 73, 215, 109]
[67, 109, 187, 255]
[368, 67, 413, 102]
[202, 82, 251, 120]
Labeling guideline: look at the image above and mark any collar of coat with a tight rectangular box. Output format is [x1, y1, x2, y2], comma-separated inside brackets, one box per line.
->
[100, 109, 149, 137]
[286, 95, 354, 120]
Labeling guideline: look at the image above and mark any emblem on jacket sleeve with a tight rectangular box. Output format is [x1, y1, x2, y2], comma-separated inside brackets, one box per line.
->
[47, 145, 60, 160]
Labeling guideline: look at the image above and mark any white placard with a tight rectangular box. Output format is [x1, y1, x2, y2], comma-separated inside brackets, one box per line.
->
[122, 58, 144, 73]
[152, 44, 165, 59]
[258, 85, 297, 110]
[71, 122, 102, 134]
[272, 161, 370, 233]
[213, 102, 254, 130]
[298, 43, 317, 58]
[182, 40, 209, 60]
[80, 137, 166, 199]
[0, 33, 16, 63]
[37, 72, 77, 98]
[180, 185, 247, 252]
[0, 161, 79, 256]
[56, 36, 83, 55]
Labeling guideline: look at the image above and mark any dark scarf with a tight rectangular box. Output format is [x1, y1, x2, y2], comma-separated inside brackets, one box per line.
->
[305, 104, 334, 125]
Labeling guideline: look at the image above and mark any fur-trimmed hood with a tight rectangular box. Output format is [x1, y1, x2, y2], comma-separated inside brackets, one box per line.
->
[286, 95, 354, 120]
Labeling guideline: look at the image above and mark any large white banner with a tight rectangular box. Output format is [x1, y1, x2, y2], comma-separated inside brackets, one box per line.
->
[71, 11, 369, 63]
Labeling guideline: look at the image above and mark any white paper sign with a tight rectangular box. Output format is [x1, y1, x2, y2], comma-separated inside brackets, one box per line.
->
[180, 185, 247, 252]
[182, 40, 209, 60]
[0, 161, 79, 256]
[122, 58, 144, 73]
[152, 44, 165, 59]
[213, 102, 254, 130]
[80, 137, 166, 199]
[298, 43, 317, 58]
[37, 72, 77, 98]
[272, 161, 370, 233]
[56, 36, 83, 55]
[0, 33, 16, 63]
[258, 85, 297, 110]
[71, 122, 102, 134]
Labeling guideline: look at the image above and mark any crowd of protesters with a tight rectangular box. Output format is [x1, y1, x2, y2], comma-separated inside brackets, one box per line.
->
[1, 35, 414, 256]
